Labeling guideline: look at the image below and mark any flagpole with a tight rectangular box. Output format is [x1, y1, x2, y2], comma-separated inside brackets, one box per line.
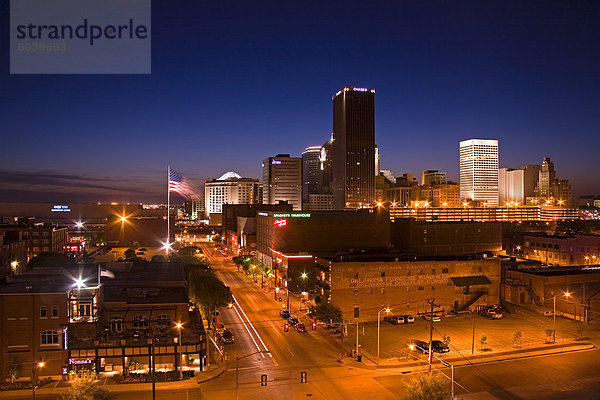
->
[167, 165, 170, 256]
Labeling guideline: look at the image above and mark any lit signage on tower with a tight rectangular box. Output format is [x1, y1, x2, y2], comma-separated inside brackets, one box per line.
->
[274, 219, 287, 227]
[51, 205, 71, 212]
[271, 160, 282, 165]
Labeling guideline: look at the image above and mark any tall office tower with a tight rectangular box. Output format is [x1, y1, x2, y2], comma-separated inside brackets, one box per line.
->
[302, 146, 321, 205]
[332, 86, 376, 209]
[459, 139, 499, 206]
[536, 157, 556, 197]
[421, 170, 447, 185]
[191, 199, 205, 220]
[262, 154, 302, 210]
[205, 171, 259, 224]
[498, 165, 540, 204]
[375, 145, 381, 176]
[318, 136, 334, 194]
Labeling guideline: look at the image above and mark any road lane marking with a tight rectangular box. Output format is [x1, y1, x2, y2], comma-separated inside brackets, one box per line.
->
[232, 294, 273, 358]
[231, 300, 266, 358]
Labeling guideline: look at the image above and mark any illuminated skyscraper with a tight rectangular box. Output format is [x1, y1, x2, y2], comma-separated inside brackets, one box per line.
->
[302, 146, 321, 205]
[332, 86, 376, 209]
[262, 154, 302, 210]
[459, 139, 499, 206]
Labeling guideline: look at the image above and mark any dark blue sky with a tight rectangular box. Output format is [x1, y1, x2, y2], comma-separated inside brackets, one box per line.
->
[1, 1, 599, 203]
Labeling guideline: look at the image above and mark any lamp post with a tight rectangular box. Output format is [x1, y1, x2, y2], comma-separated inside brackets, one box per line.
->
[553, 292, 571, 343]
[32, 358, 44, 400]
[175, 322, 183, 376]
[377, 307, 391, 365]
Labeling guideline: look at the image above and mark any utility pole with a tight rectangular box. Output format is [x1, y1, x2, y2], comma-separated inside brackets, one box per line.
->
[427, 298, 440, 372]
[471, 312, 475, 354]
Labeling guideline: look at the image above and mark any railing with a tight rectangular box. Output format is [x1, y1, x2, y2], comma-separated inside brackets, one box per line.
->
[69, 329, 204, 350]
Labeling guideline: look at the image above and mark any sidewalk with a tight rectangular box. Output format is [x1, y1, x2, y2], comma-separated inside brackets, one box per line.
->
[347, 339, 595, 371]
[0, 364, 228, 399]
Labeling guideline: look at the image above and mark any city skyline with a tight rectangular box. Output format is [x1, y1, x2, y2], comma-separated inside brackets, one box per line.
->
[1, 1, 599, 203]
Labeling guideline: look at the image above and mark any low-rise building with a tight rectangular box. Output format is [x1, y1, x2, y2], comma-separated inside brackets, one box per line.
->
[0, 224, 68, 259]
[523, 234, 600, 266]
[318, 255, 501, 321]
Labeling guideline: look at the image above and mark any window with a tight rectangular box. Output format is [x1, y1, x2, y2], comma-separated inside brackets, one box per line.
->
[51, 306, 58, 318]
[41, 330, 58, 345]
[77, 303, 92, 318]
[380, 288, 385, 294]
[133, 315, 149, 328]
[442, 268, 449, 274]
[40, 306, 47, 318]
[157, 315, 172, 327]
[110, 316, 123, 332]
[353, 290, 359, 296]
[431, 269, 436, 274]
[417, 286, 424, 291]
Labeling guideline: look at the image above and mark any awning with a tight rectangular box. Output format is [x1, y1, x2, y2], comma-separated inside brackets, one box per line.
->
[450, 275, 492, 287]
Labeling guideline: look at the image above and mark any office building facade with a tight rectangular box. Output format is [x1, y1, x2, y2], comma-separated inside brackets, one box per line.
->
[332, 87, 376, 209]
[262, 154, 302, 211]
[498, 165, 540, 205]
[205, 172, 259, 223]
[459, 139, 499, 206]
[302, 146, 321, 205]
[421, 170, 447, 185]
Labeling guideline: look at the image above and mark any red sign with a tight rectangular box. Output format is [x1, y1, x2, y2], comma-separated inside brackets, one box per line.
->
[274, 219, 287, 227]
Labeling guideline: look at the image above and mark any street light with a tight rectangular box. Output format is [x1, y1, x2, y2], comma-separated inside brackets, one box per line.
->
[32, 357, 44, 400]
[377, 307, 391, 365]
[175, 322, 183, 376]
[553, 292, 571, 343]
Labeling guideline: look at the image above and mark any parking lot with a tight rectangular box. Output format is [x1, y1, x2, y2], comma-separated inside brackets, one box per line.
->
[320, 308, 586, 362]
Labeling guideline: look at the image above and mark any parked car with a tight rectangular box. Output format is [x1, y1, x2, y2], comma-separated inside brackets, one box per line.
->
[222, 329, 235, 344]
[422, 314, 441, 322]
[431, 340, 450, 353]
[295, 323, 307, 332]
[404, 315, 415, 323]
[384, 315, 405, 325]
[410, 339, 429, 353]
[288, 317, 299, 326]
[215, 323, 225, 335]
[325, 321, 341, 330]
[280, 309, 290, 319]
[485, 309, 503, 319]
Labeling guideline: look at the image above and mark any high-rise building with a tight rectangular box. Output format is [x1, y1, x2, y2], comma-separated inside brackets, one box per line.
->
[498, 165, 540, 205]
[262, 154, 302, 210]
[459, 139, 499, 206]
[528, 158, 572, 207]
[421, 170, 447, 185]
[302, 146, 321, 205]
[332, 86, 376, 209]
[318, 136, 334, 195]
[536, 157, 556, 197]
[205, 172, 259, 224]
[191, 200, 205, 220]
[375, 145, 381, 176]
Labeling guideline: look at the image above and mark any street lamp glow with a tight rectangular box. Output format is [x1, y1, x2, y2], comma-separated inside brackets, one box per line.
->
[301, 272, 307, 279]
[10, 260, 18, 270]
[564, 292, 571, 298]
[119, 215, 127, 222]
[408, 343, 415, 351]
[384, 308, 391, 313]
[74, 278, 85, 288]
[37, 361, 45, 368]
[175, 322, 183, 329]
[75, 221, 84, 228]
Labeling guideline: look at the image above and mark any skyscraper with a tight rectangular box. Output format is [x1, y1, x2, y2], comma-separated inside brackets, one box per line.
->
[262, 154, 302, 210]
[332, 86, 376, 209]
[204, 171, 259, 224]
[302, 146, 321, 205]
[459, 139, 499, 206]
[421, 170, 447, 185]
[498, 165, 540, 205]
[536, 157, 556, 197]
[375, 145, 381, 176]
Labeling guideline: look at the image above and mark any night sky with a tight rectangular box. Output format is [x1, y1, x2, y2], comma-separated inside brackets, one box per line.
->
[1, 1, 599, 203]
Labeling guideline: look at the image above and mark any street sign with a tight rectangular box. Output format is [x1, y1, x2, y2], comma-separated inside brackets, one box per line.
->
[260, 374, 268, 386]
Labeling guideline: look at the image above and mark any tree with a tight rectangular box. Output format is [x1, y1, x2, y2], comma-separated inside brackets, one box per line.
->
[311, 302, 343, 323]
[64, 373, 115, 400]
[401, 372, 451, 400]
[188, 270, 232, 328]
[479, 333, 487, 351]
[6, 358, 22, 383]
[513, 330, 522, 348]
[28, 252, 71, 270]
[179, 246, 199, 258]
[124, 249, 136, 259]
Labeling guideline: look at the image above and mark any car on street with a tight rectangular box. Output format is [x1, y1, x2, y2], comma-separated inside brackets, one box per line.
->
[409, 339, 429, 353]
[404, 315, 415, 323]
[280, 309, 290, 319]
[431, 340, 450, 353]
[422, 314, 441, 322]
[385, 315, 405, 325]
[288, 317, 299, 326]
[222, 329, 234, 344]
[295, 323, 307, 332]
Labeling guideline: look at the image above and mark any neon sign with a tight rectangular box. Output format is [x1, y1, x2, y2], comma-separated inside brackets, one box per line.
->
[271, 160, 282, 165]
[274, 219, 287, 227]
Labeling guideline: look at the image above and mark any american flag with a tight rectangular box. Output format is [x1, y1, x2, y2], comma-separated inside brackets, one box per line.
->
[169, 168, 200, 200]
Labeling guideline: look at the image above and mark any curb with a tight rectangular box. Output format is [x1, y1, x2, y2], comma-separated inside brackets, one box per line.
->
[196, 366, 227, 384]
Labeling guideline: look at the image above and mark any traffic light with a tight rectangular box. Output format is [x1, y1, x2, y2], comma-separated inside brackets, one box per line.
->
[300, 371, 307, 383]
[311, 321, 316, 330]
[261, 374, 267, 386]
[284, 324, 289, 332]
